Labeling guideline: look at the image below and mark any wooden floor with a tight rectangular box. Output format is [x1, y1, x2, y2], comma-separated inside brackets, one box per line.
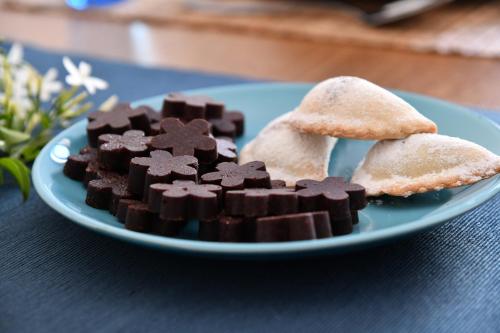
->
[1, 9, 499, 110]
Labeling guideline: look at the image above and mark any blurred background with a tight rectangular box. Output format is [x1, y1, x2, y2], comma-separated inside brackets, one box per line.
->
[1, 0, 499, 109]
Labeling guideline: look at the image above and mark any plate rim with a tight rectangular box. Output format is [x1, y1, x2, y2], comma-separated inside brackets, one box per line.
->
[32, 82, 500, 256]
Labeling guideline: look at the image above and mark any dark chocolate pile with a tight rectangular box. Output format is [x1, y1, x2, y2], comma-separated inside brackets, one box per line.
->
[63, 93, 367, 243]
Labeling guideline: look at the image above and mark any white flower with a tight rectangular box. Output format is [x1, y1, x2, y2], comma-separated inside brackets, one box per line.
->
[63, 56, 108, 95]
[38, 68, 63, 102]
[11, 65, 31, 115]
[7, 43, 24, 66]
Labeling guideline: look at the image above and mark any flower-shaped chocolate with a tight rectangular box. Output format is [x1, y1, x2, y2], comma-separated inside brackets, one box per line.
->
[201, 161, 271, 191]
[63, 146, 96, 181]
[225, 188, 298, 217]
[147, 180, 222, 221]
[209, 111, 245, 138]
[128, 150, 198, 198]
[295, 177, 367, 235]
[150, 118, 217, 164]
[161, 92, 225, 121]
[87, 103, 150, 147]
[86, 172, 134, 215]
[98, 130, 151, 172]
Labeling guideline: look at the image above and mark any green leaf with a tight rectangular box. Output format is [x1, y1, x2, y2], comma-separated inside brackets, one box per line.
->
[0, 168, 3, 185]
[0, 157, 30, 200]
[25, 112, 42, 134]
[0, 126, 30, 146]
[63, 91, 88, 112]
[40, 113, 52, 129]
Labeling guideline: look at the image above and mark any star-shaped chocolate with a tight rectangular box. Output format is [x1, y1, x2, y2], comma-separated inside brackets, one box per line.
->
[295, 177, 367, 235]
[162, 92, 225, 121]
[86, 172, 134, 215]
[63, 146, 96, 181]
[201, 161, 271, 191]
[128, 150, 198, 198]
[147, 180, 222, 221]
[87, 103, 150, 147]
[150, 118, 217, 164]
[208, 111, 245, 138]
[225, 188, 298, 217]
[98, 130, 151, 172]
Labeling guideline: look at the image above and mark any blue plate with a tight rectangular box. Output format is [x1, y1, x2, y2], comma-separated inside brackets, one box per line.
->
[32, 83, 500, 258]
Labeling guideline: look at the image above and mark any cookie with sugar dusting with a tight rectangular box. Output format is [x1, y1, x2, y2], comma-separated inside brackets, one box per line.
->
[239, 112, 336, 187]
[351, 133, 500, 197]
[287, 76, 437, 140]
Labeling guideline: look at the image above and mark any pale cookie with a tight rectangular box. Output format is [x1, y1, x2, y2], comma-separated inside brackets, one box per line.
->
[240, 112, 337, 186]
[288, 76, 437, 140]
[351, 133, 500, 197]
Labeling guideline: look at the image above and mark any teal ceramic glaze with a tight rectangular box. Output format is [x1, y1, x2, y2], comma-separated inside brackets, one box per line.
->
[32, 83, 500, 257]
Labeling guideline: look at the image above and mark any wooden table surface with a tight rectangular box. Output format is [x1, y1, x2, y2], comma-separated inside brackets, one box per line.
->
[1, 9, 500, 110]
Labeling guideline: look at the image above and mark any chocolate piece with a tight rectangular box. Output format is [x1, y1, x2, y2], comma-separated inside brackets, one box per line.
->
[160, 93, 244, 137]
[63, 146, 96, 181]
[141, 105, 161, 124]
[225, 188, 298, 218]
[162, 93, 225, 121]
[150, 122, 161, 136]
[98, 130, 151, 172]
[150, 118, 217, 164]
[117, 198, 186, 236]
[199, 214, 247, 242]
[152, 219, 187, 236]
[312, 212, 334, 238]
[125, 203, 155, 232]
[215, 138, 237, 163]
[271, 179, 287, 189]
[143, 106, 163, 135]
[201, 161, 271, 191]
[147, 180, 222, 220]
[295, 177, 367, 235]
[86, 172, 134, 214]
[198, 220, 219, 242]
[198, 138, 237, 175]
[218, 215, 245, 242]
[256, 211, 332, 242]
[128, 150, 198, 198]
[83, 159, 105, 187]
[116, 198, 156, 232]
[117, 199, 143, 223]
[208, 111, 245, 138]
[87, 103, 150, 147]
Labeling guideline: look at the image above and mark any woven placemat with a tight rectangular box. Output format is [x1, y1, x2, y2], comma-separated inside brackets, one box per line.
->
[2, 0, 500, 59]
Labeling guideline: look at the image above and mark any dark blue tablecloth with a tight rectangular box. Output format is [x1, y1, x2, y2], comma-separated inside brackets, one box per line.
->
[0, 43, 498, 333]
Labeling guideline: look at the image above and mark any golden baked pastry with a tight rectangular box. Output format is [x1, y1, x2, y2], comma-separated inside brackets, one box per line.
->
[351, 133, 500, 197]
[288, 76, 437, 140]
